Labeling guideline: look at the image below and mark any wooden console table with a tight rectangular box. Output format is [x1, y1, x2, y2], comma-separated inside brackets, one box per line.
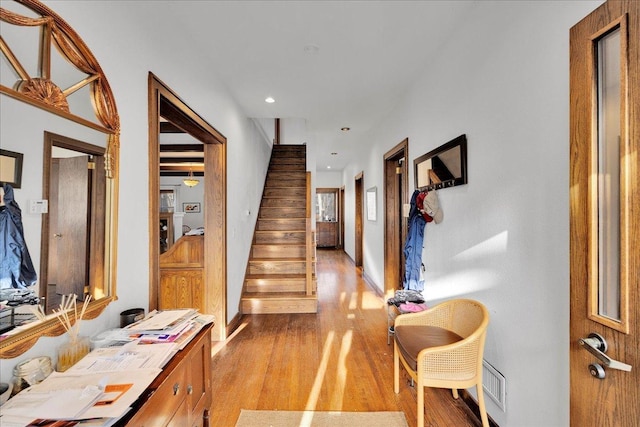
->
[115, 323, 212, 426]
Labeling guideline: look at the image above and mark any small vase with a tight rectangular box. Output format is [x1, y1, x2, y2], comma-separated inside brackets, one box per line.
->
[56, 336, 90, 372]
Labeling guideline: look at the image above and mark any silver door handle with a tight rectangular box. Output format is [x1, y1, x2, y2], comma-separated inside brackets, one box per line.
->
[578, 333, 632, 372]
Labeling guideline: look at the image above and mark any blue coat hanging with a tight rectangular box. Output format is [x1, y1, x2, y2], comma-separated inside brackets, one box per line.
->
[0, 183, 37, 289]
[403, 190, 426, 291]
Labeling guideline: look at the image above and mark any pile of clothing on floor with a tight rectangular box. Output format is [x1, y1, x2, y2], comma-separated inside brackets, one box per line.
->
[387, 289, 427, 313]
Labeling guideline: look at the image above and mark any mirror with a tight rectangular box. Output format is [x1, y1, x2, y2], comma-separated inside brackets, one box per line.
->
[0, 0, 120, 358]
[414, 134, 468, 191]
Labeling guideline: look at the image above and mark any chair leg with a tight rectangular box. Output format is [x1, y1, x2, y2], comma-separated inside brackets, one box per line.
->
[417, 381, 424, 427]
[451, 388, 459, 399]
[477, 383, 489, 427]
[393, 342, 399, 393]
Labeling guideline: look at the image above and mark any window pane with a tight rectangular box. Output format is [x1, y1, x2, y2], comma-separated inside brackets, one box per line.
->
[596, 29, 621, 320]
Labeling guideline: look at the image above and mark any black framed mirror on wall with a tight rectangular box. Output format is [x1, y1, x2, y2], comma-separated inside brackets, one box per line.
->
[414, 134, 468, 191]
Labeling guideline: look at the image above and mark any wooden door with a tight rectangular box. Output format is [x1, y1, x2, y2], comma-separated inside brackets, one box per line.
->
[354, 172, 363, 268]
[48, 156, 89, 297]
[384, 139, 408, 298]
[569, 1, 639, 425]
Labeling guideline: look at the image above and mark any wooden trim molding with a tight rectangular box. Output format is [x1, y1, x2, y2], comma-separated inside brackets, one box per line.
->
[149, 73, 227, 341]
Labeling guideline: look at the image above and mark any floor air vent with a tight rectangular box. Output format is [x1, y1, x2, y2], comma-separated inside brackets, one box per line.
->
[482, 360, 506, 411]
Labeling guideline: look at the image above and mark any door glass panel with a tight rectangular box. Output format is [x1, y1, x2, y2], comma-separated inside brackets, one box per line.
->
[596, 28, 621, 321]
[317, 192, 337, 222]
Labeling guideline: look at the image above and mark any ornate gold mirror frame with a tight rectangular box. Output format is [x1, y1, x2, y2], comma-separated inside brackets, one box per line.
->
[0, 0, 120, 358]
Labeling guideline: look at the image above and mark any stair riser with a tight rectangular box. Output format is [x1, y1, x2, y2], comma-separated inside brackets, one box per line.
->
[266, 179, 306, 188]
[257, 219, 306, 231]
[241, 298, 318, 314]
[268, 164, 306, 172]
[252, 245, 306, 258]
[272, 146, 306, 154]
[261, 198, 305, 208]
[249, 261, 307, 275]
[244, 279, 306, 293]
[255, 232, 306, 244]
[259, 208, 306, 218]
[271, 156, 306, 165]
[272, 148, 306, 156]
[263, 188, 306, 198]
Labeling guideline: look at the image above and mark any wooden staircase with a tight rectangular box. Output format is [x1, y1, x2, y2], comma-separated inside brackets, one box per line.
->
[241, 144, 318, 314]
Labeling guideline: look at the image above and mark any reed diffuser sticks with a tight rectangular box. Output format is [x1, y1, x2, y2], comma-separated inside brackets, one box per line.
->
[52, 294, 92, 342]
[53, 294, 92, 371]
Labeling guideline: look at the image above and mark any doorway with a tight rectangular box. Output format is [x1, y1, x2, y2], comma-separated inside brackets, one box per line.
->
[383, 139, 408, 299]
[148, 73, 227, 341]
[41, 132, 106, 312]
[339, 186, 345, 249]
[354, 172, 364, 269]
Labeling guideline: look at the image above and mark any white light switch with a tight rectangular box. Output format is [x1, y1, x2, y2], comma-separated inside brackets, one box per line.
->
[29, 199, 48, 214]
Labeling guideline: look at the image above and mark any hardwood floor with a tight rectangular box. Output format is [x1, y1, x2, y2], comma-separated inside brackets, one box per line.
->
[209, 249, 481, 426]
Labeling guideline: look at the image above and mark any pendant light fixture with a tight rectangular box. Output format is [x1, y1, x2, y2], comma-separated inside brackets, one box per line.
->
[183, 166, 200, 187]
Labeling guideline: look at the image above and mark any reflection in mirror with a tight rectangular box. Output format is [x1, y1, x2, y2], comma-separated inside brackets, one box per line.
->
[414, 134, 468, 191]
[0, 0, 119, 358]
[41, 132, 107, 313]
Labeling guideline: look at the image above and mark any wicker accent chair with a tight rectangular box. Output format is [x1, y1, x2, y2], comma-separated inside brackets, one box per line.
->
[393, 298, 490, 427]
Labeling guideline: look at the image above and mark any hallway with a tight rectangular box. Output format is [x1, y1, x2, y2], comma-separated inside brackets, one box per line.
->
[208, 249, 480, 426]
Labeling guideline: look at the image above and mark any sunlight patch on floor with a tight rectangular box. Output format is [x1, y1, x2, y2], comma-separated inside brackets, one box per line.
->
[210, 320, 248, 357]
[330, 330, 353, 408]
[305, 331, 335, 410]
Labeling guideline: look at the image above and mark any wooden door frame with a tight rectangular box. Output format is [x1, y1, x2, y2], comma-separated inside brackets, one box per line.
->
[354, 172, 364, 268]
[339, 186, 345, 249]
[148, 73, 227, 341]
[383, 139, 408, 299]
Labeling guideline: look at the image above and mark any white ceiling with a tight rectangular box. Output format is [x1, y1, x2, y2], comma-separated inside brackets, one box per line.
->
[142, 1, 478, 171]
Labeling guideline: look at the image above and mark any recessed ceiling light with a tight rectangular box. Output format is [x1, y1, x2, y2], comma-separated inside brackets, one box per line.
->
[327, 166, 331, 169]
[265, 97, 275, 103]
[304, 44, 320, 55]
[341, 127, 350, 132]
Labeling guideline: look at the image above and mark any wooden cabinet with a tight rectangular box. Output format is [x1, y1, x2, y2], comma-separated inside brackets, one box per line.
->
[159, 235, 205, 314]
[316, 221, 338, 248]
[117, 323, 212, 427]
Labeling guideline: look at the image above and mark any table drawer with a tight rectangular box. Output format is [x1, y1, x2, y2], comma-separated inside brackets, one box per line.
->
[126, 364, 187, 426]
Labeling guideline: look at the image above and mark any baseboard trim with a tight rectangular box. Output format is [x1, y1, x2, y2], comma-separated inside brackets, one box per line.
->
[459, 389, 500, 427]
[226, 311, 243, 337]
[362, 269, 384, 298]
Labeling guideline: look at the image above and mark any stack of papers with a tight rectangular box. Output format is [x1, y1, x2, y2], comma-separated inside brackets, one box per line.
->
[0, 369, 160, 426]
[124, 309, 214, 349]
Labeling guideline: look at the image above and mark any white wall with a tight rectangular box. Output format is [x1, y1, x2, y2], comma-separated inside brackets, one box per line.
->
[315, 171, 342, 188]
[340, 1, 603, 426]
[1, 0, 271, 379]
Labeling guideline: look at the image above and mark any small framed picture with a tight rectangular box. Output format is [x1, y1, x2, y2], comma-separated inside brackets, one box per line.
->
[0, 149, 24, 189]
[366, 187, 377, 221]
[183, 202, 201, 213]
